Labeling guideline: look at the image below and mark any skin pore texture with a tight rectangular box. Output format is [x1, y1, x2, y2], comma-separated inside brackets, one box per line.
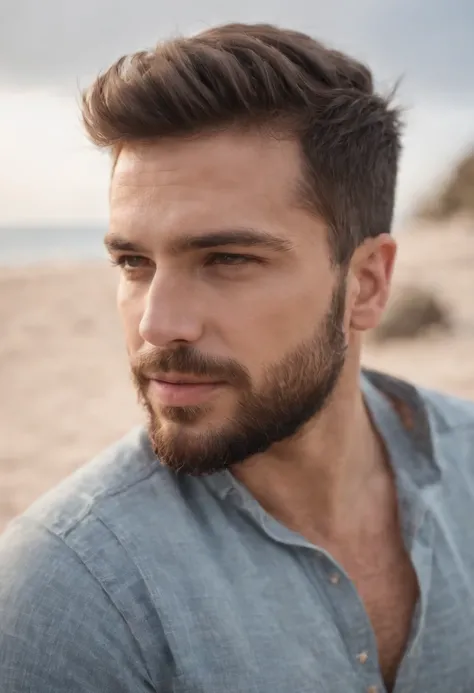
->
[107, 129, 417, 688]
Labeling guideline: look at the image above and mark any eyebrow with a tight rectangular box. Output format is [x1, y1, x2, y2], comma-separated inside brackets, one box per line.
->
[104, 228, 293, 255]
[104, 234, 146, 254]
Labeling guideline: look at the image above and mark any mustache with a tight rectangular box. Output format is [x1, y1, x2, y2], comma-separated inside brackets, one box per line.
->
[131, 345, 250, 387]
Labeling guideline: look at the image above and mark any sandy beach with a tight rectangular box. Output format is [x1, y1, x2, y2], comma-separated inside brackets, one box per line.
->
[2, 218, 474, 531]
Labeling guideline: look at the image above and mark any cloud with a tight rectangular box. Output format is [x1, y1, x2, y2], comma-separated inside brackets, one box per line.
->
[0, 0, 473, 225]
[0, 0, 355, 87]
[359, 0, 474, 98]
[1, 0, 473, 101]
[0, 89, 109, 224]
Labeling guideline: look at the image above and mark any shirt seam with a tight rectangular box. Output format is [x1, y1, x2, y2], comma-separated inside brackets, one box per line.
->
[56, 466, 162, 541]
[19, 515, 165, 690]
[89, 509, 186, 679]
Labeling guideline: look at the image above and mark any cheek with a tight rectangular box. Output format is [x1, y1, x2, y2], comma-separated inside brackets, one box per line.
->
[217, 280, 326, 368]
[262, 276, 329, 336]
[117, 283, 145, 352]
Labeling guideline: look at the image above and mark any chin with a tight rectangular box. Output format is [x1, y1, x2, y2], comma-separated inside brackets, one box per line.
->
[145, 402, 232, 445]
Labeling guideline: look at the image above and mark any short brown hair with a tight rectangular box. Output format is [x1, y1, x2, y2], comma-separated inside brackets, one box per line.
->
[81, 22, 402, 265]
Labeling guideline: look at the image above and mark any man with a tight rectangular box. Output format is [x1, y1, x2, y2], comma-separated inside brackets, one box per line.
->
[1, 22, 474, 693]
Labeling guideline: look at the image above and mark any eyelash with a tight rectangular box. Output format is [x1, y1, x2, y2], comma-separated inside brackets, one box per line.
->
[204, 253, 261, 267]
[109, 255, 150, 270]
[110, 253, 262, 270]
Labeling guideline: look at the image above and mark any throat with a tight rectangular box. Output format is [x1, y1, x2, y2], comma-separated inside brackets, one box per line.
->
[232, 383, 387, 538]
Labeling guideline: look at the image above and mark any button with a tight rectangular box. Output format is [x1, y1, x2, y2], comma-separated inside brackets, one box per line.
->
[329, 572, 340, 585]
[367, 687, 378, 693]
[357, 651, 369, 664]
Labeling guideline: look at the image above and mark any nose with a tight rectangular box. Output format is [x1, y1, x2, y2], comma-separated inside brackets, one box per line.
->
[139, 272, 204, 347]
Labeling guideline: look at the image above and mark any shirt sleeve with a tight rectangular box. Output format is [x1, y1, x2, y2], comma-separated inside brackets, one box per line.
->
[0, 517, 156, 692]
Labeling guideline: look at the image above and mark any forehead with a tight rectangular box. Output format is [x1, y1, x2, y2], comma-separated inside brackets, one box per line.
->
[109, 130, 325, 251]
[112, 129, 301, 192]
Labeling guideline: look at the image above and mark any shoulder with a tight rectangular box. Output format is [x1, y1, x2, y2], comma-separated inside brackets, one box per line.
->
[418, 385, 474, 435]
[417, 384, 474, 485]
[19, 425, 171, 537]
[363, 367, 474, 437]
[363, 368, 474, 488]
[0, 515, 159, 691]
[0, 427, 181, 690]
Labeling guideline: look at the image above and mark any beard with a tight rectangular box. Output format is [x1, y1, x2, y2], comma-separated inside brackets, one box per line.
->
[131, 276, 347, 476]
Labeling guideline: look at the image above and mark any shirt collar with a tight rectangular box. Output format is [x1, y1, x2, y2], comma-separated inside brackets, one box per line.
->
[362, 367, 440, 489]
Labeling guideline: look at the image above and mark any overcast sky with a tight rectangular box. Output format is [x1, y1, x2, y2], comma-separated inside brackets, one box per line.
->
[1, 0, 473, 225]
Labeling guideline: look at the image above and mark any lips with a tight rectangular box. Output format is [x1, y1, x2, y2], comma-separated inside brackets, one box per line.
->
[147, 375, 225, 407]
[155, 374, 221, 385]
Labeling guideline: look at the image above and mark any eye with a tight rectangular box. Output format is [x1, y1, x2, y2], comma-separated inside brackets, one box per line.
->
[204, 253, 260, 267]
[110, 255, 153, 270]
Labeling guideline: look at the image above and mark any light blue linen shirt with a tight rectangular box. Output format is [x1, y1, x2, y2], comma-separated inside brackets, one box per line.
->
[1, 369, 474, 692]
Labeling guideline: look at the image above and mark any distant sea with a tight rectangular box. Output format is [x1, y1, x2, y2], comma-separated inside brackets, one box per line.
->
[0, 218, 411, 267]
[0, 225, 108, 266]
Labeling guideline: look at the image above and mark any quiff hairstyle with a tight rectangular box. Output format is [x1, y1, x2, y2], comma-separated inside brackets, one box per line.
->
[82, 22, 402, 265]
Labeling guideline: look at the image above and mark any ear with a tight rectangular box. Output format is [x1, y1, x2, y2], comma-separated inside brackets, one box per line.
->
[348, 234, 397, 332]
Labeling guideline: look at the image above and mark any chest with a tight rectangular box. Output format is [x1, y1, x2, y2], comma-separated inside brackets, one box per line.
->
[154, 542, 474, 693]
[126, 526, 474, 693]
[118, 488, 474, 693]
[338, 539, 419, 689]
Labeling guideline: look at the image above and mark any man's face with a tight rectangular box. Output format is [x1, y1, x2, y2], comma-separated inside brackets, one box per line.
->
[108, 130, 349, 475]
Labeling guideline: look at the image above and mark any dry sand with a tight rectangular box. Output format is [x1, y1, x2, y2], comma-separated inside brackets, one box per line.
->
[2, 218, 474, 531]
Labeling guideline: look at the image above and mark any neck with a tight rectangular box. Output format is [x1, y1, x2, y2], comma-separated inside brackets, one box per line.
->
[232, 361, 393, 543]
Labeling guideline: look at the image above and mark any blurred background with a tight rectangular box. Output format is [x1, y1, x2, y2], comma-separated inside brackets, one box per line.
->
[1, 0, 474, 529]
